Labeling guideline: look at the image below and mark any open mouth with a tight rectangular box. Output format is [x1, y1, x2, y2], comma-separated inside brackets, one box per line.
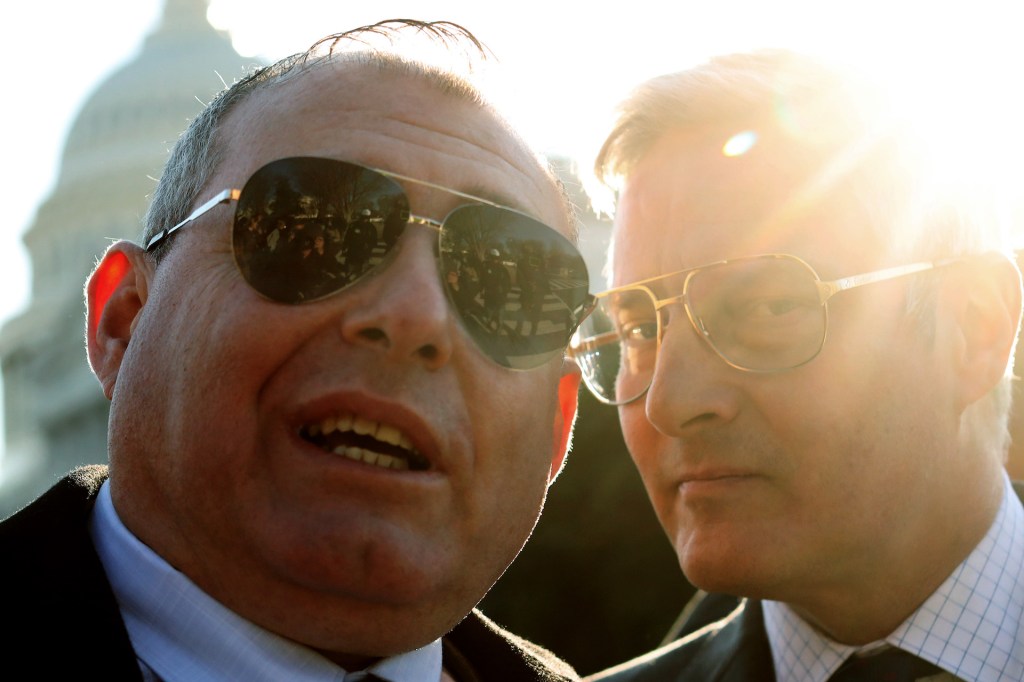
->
[300, 413, 430, 472]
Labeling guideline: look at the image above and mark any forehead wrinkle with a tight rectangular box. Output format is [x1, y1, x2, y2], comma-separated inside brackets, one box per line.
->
[373, 112, 557, 219]
[261, 73, 553, 211]
[219, 67, 565, 233]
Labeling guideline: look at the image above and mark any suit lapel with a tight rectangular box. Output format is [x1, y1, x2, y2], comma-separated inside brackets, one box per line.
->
[685, 600, 775, 682]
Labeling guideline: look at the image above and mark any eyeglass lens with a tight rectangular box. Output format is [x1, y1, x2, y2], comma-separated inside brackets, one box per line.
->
[575, 256, 827, 404]
[230, 157, 591, 369]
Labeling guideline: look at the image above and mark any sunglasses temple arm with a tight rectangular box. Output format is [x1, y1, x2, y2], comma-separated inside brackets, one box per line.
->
[566, 295, 598, 339]
[578, 295, 598, 326]
[144, 189, 240, 251]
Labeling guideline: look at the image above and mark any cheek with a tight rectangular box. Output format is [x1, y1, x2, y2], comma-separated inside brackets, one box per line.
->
[618, 403, 659, 470]
[128, 268, 308, 459]
[164, 255, 316, 378]
[617, 404, 673, 506]
[466, 370, 560, 514]
[759, 342, 939, 506]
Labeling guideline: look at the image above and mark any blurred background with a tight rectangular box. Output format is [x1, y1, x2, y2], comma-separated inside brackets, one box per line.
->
[2, 0, 1024, 674]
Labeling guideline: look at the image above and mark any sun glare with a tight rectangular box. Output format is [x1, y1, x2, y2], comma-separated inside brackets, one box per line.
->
[896, 82, 1024, 248]
[723, 130, 758, 157]
[835, 23, 1024, 248]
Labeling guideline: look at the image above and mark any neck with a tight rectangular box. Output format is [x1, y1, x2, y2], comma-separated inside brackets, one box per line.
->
[790, 469, 1006, 644]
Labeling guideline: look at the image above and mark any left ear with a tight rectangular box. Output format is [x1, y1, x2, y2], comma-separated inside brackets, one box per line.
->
[548, 359, 582, 484]
[944, 255, 1023, 410]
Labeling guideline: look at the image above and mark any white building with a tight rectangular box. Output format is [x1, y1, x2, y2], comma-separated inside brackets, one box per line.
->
[0, 0, 254, 517]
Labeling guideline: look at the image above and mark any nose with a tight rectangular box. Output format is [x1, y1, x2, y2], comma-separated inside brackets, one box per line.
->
[643, 305, 740, 436]
[338, 227, 454, 370]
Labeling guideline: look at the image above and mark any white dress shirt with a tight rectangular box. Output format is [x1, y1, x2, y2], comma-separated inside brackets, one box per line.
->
[764, 472, 1024, 682]
[88, 481, 443, 682]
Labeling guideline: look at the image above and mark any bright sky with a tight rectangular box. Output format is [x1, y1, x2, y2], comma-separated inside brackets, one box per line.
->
[1, 0, 1023, 456]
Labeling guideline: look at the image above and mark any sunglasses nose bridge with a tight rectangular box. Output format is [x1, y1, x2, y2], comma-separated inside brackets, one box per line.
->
[404, 214, 449, 288]
[407, 214, 443, 233]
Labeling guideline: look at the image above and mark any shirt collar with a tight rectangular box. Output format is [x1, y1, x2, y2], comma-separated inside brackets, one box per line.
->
[88, 481, 443, 682]
[764, 472, 1024, 682]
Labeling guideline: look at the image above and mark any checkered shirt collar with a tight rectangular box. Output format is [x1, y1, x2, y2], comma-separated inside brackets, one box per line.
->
[763, 473, 1024, 682]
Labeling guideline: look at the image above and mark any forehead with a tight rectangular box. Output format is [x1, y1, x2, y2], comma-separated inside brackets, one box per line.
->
[611, 126, 872, 284]
[215, 62, 568, 236]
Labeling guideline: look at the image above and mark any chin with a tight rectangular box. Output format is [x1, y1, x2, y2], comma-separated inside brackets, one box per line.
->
[235, 566, 476, 660]
[288, 554, 446, 606]
[292, 603, 464, 661]
[676, 532, 769, 597]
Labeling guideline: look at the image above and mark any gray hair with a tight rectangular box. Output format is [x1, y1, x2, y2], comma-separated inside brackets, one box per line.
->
[144, 19, 574, 258]
[596, 48, 1019, 457]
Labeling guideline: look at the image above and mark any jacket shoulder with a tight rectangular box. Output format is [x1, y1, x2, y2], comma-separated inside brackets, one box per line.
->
[0, 465, 141, 678]
[585, 599, 772, 682]
[585, 609, 736, 681]
[445, 609, 580, 681]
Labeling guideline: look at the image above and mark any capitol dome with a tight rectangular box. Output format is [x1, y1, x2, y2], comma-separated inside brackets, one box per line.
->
[0, 0, 256, 516]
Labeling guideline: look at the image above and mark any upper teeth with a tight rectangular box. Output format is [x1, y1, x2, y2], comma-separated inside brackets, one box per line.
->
[306, 413, 418, 470]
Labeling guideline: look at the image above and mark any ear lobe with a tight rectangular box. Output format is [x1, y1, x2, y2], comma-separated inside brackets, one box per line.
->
[86, 242, 152, 400]
[948, 256, 1023, 410]
[548, 360, 582, 484]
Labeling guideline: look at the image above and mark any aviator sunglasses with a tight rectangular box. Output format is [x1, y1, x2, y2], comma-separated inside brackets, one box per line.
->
[145, 156, 594, 369]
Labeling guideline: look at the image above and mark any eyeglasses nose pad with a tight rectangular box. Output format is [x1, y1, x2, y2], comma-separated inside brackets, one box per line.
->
[694, 315, 712, 338]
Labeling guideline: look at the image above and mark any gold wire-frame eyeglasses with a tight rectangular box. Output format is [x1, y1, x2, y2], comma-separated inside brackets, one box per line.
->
[570, 252, 983, 406]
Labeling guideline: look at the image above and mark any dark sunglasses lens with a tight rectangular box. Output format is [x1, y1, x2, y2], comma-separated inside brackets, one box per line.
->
[232, 157, 409, 303]
[439, 205, 590, 368]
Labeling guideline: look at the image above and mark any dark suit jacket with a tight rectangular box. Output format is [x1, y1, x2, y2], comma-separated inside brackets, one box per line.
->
[0, 465, 577, 682]
[586, 481, 1024, 682]
[587, 599, 774, 682]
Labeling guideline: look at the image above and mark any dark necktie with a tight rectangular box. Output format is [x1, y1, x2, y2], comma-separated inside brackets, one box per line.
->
[828, 646, 962, 681]
[345, 672, 388, 682]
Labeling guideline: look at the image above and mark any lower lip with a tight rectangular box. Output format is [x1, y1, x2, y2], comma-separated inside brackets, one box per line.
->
[291, 432, 442, 481]
[679, 476, 755, 495]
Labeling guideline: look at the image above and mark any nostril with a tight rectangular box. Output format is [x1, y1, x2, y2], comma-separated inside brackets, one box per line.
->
[358, 328, 388, 345]
[353, 328, 440, 364]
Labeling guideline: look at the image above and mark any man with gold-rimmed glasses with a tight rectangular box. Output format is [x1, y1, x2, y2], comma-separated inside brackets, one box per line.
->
[580, 50, 1024, 682]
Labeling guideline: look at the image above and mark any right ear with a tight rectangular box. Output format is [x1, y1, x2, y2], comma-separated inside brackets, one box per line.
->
[86, 241, 153, 399]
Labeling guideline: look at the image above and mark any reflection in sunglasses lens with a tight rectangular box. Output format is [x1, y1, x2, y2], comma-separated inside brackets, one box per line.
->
[440, 205, 591, 368]
[233, 157, 408, 303]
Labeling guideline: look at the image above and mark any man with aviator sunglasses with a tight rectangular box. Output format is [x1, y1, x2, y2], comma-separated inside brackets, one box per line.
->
[1, 20, 592, 681]
[581, 50, 1024, 681]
